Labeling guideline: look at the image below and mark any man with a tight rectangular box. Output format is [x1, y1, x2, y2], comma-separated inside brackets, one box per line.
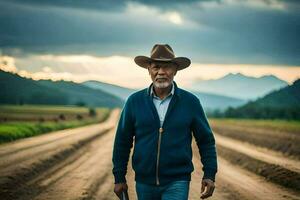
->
[112, 44, 218, 200]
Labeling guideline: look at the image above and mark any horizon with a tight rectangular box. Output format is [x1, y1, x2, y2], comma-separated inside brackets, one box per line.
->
[1, 66, 298, 90]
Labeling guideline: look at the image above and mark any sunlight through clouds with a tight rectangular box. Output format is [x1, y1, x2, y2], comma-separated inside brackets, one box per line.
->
[0, 56, 17, 73]
[165, 12, 183, 25]
[124, 2, 198, 28]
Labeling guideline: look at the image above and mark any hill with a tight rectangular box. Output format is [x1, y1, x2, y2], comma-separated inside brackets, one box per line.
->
[0, 70, 124, 108]
[224, 79, 300, 119]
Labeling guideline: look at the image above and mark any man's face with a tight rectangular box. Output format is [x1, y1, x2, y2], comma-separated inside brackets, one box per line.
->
[148, 61, 178, 89]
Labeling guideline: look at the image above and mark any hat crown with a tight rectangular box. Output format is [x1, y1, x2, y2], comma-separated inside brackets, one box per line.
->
[134, 43, 191, 70]
[150, 44, 175, 60]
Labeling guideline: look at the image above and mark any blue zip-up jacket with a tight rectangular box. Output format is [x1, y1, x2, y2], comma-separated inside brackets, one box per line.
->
[112, 81, 218, 186]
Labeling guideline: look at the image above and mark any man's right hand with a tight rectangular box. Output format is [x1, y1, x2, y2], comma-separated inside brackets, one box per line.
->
[114, 183, 128, 198]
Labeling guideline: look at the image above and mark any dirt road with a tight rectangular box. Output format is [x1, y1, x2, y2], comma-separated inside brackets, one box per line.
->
[0, 110, 299, 200]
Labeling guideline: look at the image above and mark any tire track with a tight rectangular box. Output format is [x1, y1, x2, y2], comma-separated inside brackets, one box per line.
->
[31, 127, 116, 200]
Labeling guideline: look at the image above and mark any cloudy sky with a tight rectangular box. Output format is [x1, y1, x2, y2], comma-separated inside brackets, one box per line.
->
[0, 0, 299, 88]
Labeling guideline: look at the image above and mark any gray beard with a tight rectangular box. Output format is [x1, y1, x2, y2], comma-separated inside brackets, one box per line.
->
[153, 80, 172, 89]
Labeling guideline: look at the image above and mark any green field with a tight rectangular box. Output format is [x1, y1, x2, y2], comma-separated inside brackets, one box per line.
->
[0, 105, 111, 143]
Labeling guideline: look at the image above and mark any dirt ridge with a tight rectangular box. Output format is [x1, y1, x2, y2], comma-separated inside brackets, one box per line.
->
[217, 145, 300, 192]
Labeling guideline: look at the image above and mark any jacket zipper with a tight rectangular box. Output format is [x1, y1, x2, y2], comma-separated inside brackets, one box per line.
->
[156, 127, 163, 185]
[152, 86, 177, 186]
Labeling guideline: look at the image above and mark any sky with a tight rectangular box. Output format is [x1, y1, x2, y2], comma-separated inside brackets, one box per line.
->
[0, 0, 299, 88]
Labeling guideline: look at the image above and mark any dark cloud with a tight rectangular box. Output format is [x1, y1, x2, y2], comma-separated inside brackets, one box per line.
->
[182, 2, 300, 64]
[4, 0, 127, 11]
[0, 0, 299, 65]
[4, 0, 212, 11]
[0, 1, 181, 53]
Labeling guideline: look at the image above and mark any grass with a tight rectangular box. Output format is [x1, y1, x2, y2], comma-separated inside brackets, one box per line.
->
[0, 105, 111, 143]
[0, 104, 91, 114]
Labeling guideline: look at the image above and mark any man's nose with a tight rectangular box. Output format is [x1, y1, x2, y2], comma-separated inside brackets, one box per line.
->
[157, 67, 166, 74]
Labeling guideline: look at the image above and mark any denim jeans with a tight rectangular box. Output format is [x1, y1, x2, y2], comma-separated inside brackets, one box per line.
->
[135, 180, 190, 200]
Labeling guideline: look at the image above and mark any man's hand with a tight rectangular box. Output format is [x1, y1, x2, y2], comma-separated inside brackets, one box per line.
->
[114, 183, 128, 198]
[200, 179, 215, 199]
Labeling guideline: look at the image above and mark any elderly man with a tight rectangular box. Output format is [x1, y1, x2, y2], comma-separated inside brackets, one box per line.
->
[112, 44, 218, 200]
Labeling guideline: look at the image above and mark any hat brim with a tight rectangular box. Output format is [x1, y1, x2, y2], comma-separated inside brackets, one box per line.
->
[134, 56, 191, 70]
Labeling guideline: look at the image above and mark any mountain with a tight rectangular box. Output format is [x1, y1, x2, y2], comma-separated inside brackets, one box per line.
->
[224, 79, 300, 119]
[83, 80, 246, 111]
[191, 91, 247, 112]
[82, 80, 136, 100]
[0, 70, 124, 108]
[190, 73, 288, 100]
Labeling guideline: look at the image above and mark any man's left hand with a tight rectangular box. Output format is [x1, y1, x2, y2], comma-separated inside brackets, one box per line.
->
[200, 179, 215, 199]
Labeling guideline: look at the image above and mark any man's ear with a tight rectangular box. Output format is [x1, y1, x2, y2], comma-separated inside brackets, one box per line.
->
[147, 63, 151, 75]
[173, 63, 178, 76]
[174, 68, 178, 76]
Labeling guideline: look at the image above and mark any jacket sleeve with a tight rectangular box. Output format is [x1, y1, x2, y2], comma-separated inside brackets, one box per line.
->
[112, 98, 135, 184]
[191, 98, 218, 182]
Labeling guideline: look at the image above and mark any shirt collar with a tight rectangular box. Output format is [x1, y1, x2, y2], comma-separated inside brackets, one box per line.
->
[150, 81, 174, 98]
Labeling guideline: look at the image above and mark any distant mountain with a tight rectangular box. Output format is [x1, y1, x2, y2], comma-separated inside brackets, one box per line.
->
[191, 91, 247, 112]
[0, 70, 124, 108]
[224, 79, 300, 119]
[190, 73, 288, 100]
[83, 80, 136, 100]
[83, 80, 246, 111]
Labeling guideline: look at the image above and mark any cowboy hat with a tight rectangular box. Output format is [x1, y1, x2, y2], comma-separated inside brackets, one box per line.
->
[134, 44, 191, 70]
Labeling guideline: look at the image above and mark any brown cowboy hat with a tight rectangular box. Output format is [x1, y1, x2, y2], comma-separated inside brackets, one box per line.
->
[134, 44, 191, 70]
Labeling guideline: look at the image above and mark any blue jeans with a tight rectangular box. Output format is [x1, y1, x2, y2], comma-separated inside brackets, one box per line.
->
[135, 180, 190, 200]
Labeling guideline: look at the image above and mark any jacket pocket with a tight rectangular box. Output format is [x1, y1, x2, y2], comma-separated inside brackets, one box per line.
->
[132, 141, 156, 176]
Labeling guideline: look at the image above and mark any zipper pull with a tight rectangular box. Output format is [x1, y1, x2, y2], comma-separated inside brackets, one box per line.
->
[159, 127, 163, 133]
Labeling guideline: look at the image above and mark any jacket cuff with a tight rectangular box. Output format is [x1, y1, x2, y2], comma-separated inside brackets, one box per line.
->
[202, 170, 216, 182]
[113, 171, 127, 184]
